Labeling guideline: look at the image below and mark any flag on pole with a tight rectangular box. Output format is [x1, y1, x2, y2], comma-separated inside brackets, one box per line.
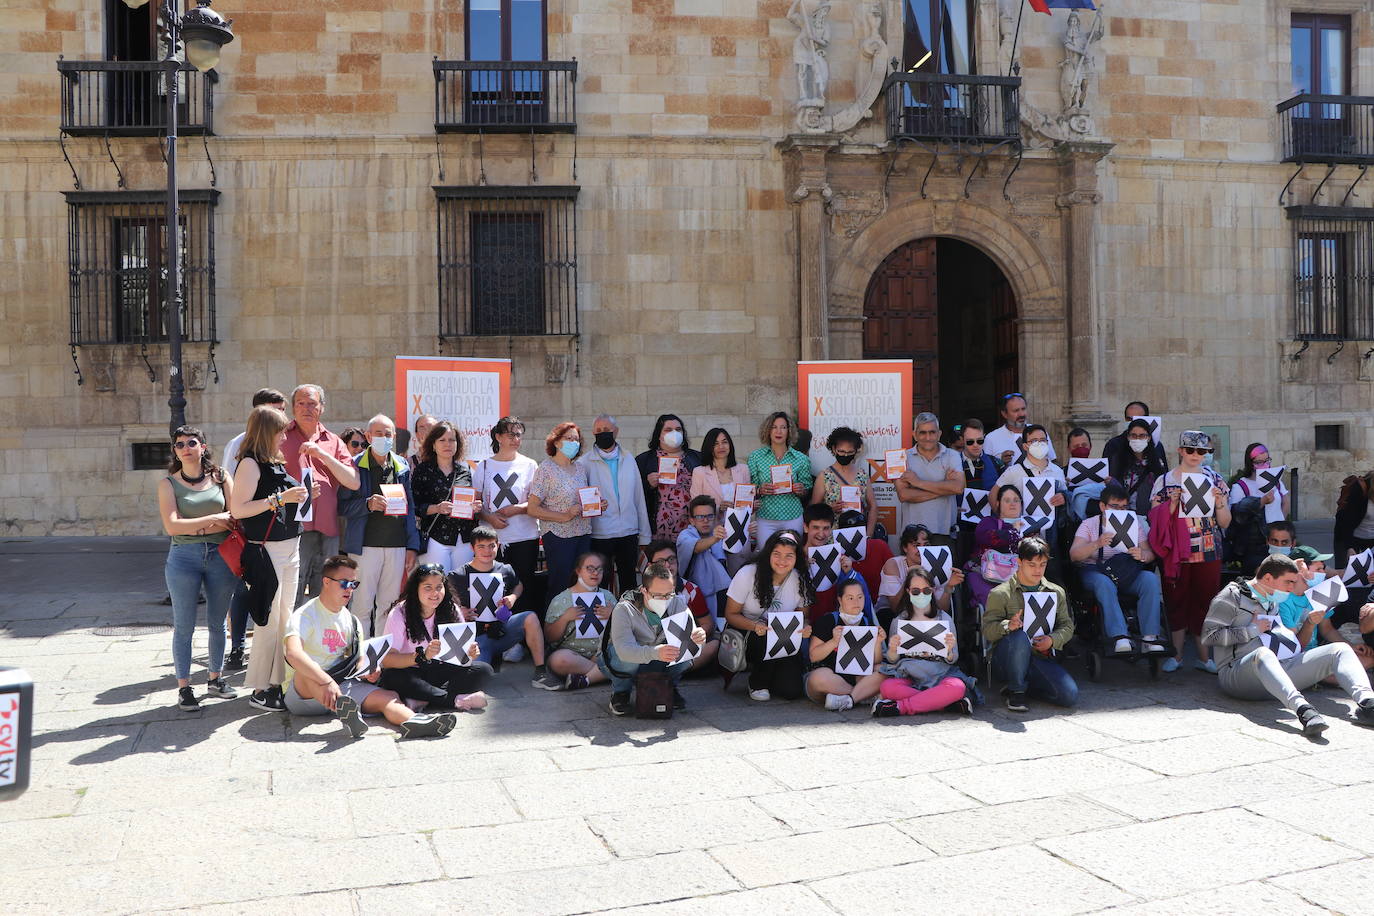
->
[1029, 0, 1095, 12]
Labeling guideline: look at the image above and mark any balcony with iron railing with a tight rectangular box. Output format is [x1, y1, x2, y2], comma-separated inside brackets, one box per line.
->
[1278, 94, 1374, 164]
[883, 72, 1021, 145]
[57, 59, 217, 136]
[433, 60, 577, 133]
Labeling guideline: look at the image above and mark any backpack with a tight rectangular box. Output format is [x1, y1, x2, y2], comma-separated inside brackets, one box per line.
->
[1223, 496, 1268, 574]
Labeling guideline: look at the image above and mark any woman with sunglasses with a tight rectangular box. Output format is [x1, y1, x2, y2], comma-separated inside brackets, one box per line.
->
[413, 421, 482, 573]
[543, 552, 615, 690]
[872, 566, 977, 717]
[1228, 442, 1289, 519]
[1150, 430, 1231, 674]
[877, 524, 964, 613]
[378, 564, 492, 710]
[157, 425, 239, 711]
[808, 426, 878, 539]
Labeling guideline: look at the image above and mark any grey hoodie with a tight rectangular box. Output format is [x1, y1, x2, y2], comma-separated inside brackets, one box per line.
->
[608, 589, 691, 665]
[1200, 579, 1268, 670]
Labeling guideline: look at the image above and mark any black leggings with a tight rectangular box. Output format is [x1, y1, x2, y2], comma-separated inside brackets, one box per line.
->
[742, 630, 805, 698]
[379, 659, 494, 707]
[500, 538, 541, 613]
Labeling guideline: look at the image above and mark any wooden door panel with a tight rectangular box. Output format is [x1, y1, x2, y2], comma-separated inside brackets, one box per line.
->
[863, 238, 939, 419]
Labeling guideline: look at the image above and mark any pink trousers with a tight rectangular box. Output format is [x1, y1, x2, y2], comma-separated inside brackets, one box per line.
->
[880, 676, 966, 715]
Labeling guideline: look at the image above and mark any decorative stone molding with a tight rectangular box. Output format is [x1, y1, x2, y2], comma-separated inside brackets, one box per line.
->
[789, 0, 892, 136]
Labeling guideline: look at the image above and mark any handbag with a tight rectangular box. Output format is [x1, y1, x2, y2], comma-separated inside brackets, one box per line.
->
[217, 523, 247, 578]
[980, 550, 1017, 583]
[718, 627, 748, 673]
[1096, 550, 1143, 591]
[634, 670, 673, 719]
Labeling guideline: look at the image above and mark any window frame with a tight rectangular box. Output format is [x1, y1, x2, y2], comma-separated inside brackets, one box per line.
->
[902, 0, 977, 76]
[465, 0, 548, 62]
[1287, 205, 1374, 341]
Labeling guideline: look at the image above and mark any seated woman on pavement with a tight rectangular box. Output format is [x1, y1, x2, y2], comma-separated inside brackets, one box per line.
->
[379, 563, 492, 710]
[877, 524, 964, 614]
[723, 529, 815, 702]
[1068, 481, 1167, 656]
[805, 578, 887, 712]
[873, 566, 978, 718]
[544, 551, 616, 691]
[982, 537, 1078, 712]
[600, 560, 706, 716]
[283, 555, 458, 740]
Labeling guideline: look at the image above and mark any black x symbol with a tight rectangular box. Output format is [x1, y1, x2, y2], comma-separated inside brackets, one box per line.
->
[576, 611, 605, 639]
[1308, 579, 1344, 612]
[810, 547, 839, 589]
[838, 628, 875, 672]
[490, 472, 519, 509]
[1023, 479, 1054, 517]
[1023, 516, 1050, 535]
[900, 620, 946, 654]
[1264, 628, 1298, 657]
[920, 546, 951, 585]
[835, 528, 864, 561]
[767, 616, 801, 658]
[664, 613, 699, 662]
[1068, 459, 1107, 486]
[963, 490, 989, 520]
[1258, 468, 1283, 494]
[295, 468, 313, 521]
[1025, 594, 1055, 639]
[357, 636, 392, 677]
[470, 575, 502, 614]
[1180, 476, 1212, 516]
[724, 510, 748, 551]
[1142, 418, 1159, 439]
[1106, 512, 1136, 549]
[439, 624, 473, 664]
[1348, 554, 1373, 587]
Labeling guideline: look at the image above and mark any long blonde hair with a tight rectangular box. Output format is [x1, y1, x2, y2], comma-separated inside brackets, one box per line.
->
[238, 405, 289, 465]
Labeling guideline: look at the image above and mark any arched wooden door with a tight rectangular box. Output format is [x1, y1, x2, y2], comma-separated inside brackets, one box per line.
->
[862, 238, 939, 416]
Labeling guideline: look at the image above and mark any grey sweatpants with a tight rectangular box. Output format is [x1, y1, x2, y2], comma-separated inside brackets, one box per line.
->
[1218, 643, 1374, 712]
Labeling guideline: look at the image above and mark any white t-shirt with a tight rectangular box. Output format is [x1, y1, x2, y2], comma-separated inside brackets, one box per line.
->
[284, 597, 358, 690]
[725, 565, 805, 622]
[223, 431, 247, 475]
[476, 454, 540, 544]
[984, 425, 1057, 465]
[1229, 477, 1288, 506]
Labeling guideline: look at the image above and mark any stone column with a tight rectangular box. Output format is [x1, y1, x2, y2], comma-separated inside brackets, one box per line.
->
[1056, 140, 1115, 443]
[781, 135, 838, 361]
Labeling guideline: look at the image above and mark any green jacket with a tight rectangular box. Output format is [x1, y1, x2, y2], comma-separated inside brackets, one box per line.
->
[982, 575, 1074, 651]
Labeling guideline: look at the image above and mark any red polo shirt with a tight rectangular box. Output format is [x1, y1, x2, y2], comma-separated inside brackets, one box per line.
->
[283, 421, 353, 537]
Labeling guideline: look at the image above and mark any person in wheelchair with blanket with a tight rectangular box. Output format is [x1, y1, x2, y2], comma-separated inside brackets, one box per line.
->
[1068, 481, 1168, 657]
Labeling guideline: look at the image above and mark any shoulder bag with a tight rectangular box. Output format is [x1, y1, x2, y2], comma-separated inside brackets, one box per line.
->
[717, 626, 749, 672]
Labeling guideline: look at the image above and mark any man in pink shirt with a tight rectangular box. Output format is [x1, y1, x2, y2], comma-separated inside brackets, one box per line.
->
[283, 384, 361, 607]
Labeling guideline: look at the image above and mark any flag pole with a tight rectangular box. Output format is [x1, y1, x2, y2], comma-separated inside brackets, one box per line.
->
[1007, 0, 1027, 77]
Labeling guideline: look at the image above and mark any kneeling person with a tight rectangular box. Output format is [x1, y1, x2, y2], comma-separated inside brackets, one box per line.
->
[600, 560, 705, 716]
[283, 555, 457, 739]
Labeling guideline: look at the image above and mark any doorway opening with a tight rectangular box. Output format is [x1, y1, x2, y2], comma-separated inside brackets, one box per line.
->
[862, 236, 1018, 435]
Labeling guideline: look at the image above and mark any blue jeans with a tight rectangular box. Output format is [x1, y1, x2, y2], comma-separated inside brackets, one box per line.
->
[991, 630, 1079, 707]
[1079, 567, 1162, 640]
[542, 533, 590, 612]
[476, 610, 536, 664]
[165, 542, 238, 680]
[597, 641, 689, 695]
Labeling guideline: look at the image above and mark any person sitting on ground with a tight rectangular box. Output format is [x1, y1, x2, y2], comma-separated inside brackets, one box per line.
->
[982, 537, 1078, 712]
[1276, 545, 1344, 653]
[873, 566, 978, 718]
[1107, 418, 1168, 516]
[600, 560, 706, 716]
[283, 555, 458, 739]
[805, 579, 887, 711]
[1229, 443, 1290, 520]
[448, 525, 562, 691]
[677, 495, 732, 619]
[877, 524, 964, 614]
[645, 539, 720, 673]
[723, 529, 815, 701]
[543, 551, 615, 691]
[1069, 481, 1166, 655]
[379, 563, 491, 710]
[965, 484, 1026, 608]
[810, 426, 878, 538]
[1201, 553, 1374, 737]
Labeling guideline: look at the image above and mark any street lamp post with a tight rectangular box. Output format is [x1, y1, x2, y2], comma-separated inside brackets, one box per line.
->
[122, 0, 234, 436]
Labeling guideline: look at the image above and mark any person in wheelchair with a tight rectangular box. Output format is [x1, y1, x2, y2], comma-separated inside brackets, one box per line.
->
[1069, 481, 1167, 656]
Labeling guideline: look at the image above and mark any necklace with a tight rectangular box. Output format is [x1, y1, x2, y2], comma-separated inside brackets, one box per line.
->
[180, 467, 207, 485]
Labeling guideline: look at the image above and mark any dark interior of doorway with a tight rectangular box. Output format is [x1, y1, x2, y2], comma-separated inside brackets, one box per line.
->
[936, 238, 1017, 435]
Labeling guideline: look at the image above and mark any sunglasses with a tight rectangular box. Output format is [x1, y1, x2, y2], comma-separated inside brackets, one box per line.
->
[907, 586, 935, 596]
[347, 440, 366, 449]
[173, 439, 200, 450]
[1182, 447, 1213, 455]
[1002, 392, 1025, 402]
[325, 576, 360, 590]
[416, 563, 445, 575]
[963, 438, 984, 445]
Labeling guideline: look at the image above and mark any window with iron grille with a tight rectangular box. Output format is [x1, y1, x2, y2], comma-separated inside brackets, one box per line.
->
[435, 186, 578, 337]
[63, 190, 219, 345]
[1287, 205, 1374, 340]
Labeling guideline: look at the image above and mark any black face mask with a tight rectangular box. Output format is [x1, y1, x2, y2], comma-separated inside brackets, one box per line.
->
[594, 431, 617, 451]
[834, 454, 856, 466]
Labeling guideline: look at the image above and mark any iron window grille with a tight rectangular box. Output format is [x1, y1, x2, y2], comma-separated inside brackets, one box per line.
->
[1287, 205, 1374, 341]
[64, 189, 219, 345]
[435, 186, 578, 338]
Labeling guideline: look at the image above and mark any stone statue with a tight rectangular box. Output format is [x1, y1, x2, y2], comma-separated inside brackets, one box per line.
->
[789, 0, 831, 109]
[997, 0, 1019, 76]
[1059, 9, 1104, 130]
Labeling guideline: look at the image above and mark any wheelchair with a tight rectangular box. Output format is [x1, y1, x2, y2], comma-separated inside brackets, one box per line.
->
[1066, 564, 1169, 682]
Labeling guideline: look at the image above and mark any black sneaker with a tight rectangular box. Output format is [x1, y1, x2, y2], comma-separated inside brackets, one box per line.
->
[399, 711, 457, 739]
[871, 698, 899, 718]
[609, 692, 631, 716]
[249, 686, 284, 711]
[205, 677, 237, 700]
[531, 667, 563, 691]
[672, 689, 687, 710]
[224, 648, 246, 671]
[177, 686, 200, 711]
[947, 696, 974, 716]
[335, 695, 368, 739]
[1354, 700, 1374, 728]
[565, 673, 590, 691]
[1006, 692, 1029, 713]
[1296, 704, 1328, 737]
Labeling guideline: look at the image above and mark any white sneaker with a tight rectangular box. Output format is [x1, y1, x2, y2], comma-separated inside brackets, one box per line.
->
[1142, 637, 1168, 653]
[1112, 637, 1134, 654]
[749, 688, 771, 702]
[502, 644, 526, 663]
[824, 693, 855, 711]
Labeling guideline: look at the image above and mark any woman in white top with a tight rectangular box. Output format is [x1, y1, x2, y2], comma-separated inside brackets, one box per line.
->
[1228, 442, 1289, 518]
[476, 416, 540, 612]
[723, 529, 814, 702]
[994, 424, 1067, 520]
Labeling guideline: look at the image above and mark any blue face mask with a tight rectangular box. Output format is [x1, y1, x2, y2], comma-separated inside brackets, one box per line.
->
[371, 435, 393, 455]
[1306, 572, 1326, 588]
[1269, 545, 1292, 556]
[559, 440, 581, 459]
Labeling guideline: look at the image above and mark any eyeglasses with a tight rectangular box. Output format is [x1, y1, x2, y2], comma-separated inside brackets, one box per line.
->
[173, 439, 200, 450]
[907, 586, 934, 596]
[1104, 504, 1129, 512]
[646, 590, 675, 601]
[1182, 447, 1213, 455]
[1025, 438, 1048, 445]
[963, 438, 984, 446]
[347, 440, 366, 449]
[692, 513, 716, 521]
[325, 576, 360, 590]
[581, 565, 604, 574]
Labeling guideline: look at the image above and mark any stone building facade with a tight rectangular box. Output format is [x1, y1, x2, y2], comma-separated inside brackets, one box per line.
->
[2, 0, 1371, 534]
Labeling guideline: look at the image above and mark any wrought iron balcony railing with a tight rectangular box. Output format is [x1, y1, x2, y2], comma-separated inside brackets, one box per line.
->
[884, 72, 1021, 145]
[1278, 94, 1374, 164]
[433, 60, 577, 133]
[58, 59, 216, 136]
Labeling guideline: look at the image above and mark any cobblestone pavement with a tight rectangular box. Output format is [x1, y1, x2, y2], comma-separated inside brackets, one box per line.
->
[2, 537, 1372, 915]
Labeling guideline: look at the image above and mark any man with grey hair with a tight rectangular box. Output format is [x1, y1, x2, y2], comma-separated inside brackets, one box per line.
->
[339, 414, 420, 637]
[581, 414, 651, 591]
[895, 411, 965, 548]
[283, 383, 361, 607]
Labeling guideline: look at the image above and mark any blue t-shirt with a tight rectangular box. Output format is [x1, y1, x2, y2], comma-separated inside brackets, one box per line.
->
[1276, 592, 1330, 650]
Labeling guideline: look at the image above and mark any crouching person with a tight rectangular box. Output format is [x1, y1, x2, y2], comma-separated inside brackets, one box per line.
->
[599, 560, 705, 716]
[982, 537, 1078, 712]
[1202, 553, 1374, 737]
[283, 555, 458, 739]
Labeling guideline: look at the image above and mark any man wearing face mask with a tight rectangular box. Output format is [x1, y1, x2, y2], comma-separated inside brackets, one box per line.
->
[339, 414, 420, 638]
[600, 560, 706, 716]
[1273, 545, 1344, 652]
[1202, 553, 1374, 737]
[581, 414, 651, 593]
[983, 394, 1056, 467]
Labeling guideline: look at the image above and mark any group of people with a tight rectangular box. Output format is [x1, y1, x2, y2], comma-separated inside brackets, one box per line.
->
[155, 387, 1374, 740]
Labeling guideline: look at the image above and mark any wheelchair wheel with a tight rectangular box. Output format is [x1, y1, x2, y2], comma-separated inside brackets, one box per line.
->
[1085, 650, 1103, 682]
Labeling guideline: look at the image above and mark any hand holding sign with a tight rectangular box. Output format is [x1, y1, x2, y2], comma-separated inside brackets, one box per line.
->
[450, 485, 476, 519]
[918, 545, 953, 586]
[1180, 473, 1215, 519]
[380, 483, 407, 516]
[573, 593, 606, 639]
[1022, 592, 1059, 641]
[1255, 615, 1300, 660]
[835, 625, 877, 676]
[840, 485, 862, 511]
[436, 622, 476, 665]
[884, 449, 905, 481]
[1066, 458, 1109, 487]
[354, 634, 394, 678]
[770, 464, 793, 492]
[469, 572, 504, 621]
[662, 610, 702, 666]
[294, 467, 315, 523]
[961, 488, 991, 524]
[897, 618, 950, 660]
[766, 611, 803, 659]
[579, 487, 603, 518]
[1021, 478, 1055, 523]
[657, 456, 680, 485]
[1104, 509, 1139, 550]
[1343, 548, 1374, 587]
[733, 484, 756, 508]
[1305, 577, 1348, 615]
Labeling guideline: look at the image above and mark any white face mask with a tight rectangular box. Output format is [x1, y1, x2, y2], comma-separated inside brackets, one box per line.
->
[839, 611, 864, 626]
[644, 596, 670, 614]
[1129, 438, 1148, 453]
[371, 435, 393, 455]
[910, 593, 933, 611]
[662, 429, 683, 449]
[1027, 441, 1050, 461]
[577, 576, 598, 591]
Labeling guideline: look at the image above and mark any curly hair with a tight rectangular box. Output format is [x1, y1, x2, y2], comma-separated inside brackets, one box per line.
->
[758, 411, 795, 448]
[544, 421, 583, 458]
